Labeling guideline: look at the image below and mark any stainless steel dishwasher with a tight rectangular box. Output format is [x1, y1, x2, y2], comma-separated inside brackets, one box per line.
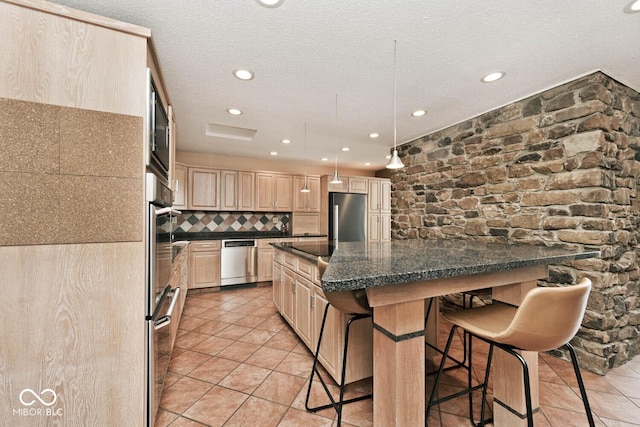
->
[220, 239, 258, 286]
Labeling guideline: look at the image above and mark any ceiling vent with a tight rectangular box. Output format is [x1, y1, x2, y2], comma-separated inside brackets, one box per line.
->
[205, 123, 257, 141]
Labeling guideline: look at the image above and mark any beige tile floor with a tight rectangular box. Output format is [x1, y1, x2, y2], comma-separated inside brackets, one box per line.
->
[155, 286, 640, 427]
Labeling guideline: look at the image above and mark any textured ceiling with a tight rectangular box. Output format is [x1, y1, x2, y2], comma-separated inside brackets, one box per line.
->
[51, 0, 640, 171]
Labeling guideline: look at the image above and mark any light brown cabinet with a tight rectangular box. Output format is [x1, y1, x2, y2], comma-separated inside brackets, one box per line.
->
[326, 176, 368, 194]
[367, 178, 392, 242]
[257, 238, 278, 282]
[256, 172, 293, 211]
[221, 170, 255, 211]
[368, 178, 391, 213]
[273, 247, 372, 384]
[294, 175, 321, 212]
[189, 240, 221, 288]
[188, 168, 220, 210]
[173, 163, 188, 209]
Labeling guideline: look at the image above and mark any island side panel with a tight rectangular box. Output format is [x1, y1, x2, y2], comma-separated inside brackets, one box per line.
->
[371, 300, 425, 426]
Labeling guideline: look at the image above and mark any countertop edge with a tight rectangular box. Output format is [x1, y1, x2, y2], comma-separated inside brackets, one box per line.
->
[321, 249, 600, 293]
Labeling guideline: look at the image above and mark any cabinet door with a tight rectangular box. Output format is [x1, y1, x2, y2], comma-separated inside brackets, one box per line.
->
[313, 289, 341, 380]
[257, 248, 274, 282]
[326, 177, 349, 193]
[368, 179, 381, 211]
[380, 180, 391, 213]
[272, 261, 282, 310]
[295, 277, 313, 347]
[189, 168, 220, 210]
[255, 173, 274, 211]
[368, 213, 381, 242]
[294, 176, 320, 212]
[293, 176, 307, 212]
[348, 177, 368, 194]
[220, 170, 238, 211]
[274, 174, 293, 211]
[282, 268, 295, 325]
[189, 250, 220, 288]
[238, 171, 255, 211]
[380, 213, 391, 241]
[173, 164, 188, 209]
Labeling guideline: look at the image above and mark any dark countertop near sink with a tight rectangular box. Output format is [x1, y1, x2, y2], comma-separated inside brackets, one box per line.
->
[271, 242, 334, 264]
[315, 239, 599, 293]
[173, 231, 326, 241]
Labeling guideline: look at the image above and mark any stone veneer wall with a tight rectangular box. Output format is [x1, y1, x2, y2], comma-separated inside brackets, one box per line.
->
[391, 72, 640, 374]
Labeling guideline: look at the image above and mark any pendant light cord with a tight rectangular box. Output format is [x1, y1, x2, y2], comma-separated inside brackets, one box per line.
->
[393, 39, 397, 152]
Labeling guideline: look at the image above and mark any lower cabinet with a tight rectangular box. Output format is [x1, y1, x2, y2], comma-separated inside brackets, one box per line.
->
[273, 248, 372, 385]
[189, 241, 221, 288]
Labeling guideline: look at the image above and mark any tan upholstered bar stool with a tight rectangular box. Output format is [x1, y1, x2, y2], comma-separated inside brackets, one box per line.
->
[305, 256, 372, 426]
[427, 278, 595, 427]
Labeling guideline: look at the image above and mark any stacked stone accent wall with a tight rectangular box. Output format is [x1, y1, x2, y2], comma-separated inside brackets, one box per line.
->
[391, 72, 640, 374]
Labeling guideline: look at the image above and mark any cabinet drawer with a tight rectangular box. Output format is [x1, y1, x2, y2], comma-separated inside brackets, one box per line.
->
[297, 258, 314, 280]
[283, 253, 296, 270]
[274, 250, 283, 263]
[191, 240, 221, 251]
[258, 238, 278, 249]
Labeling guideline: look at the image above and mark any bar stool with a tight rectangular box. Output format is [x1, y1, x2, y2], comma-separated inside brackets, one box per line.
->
[425, 288, 492, 373]
[427, 278, 595, 427]
[305, 256, 373, 426]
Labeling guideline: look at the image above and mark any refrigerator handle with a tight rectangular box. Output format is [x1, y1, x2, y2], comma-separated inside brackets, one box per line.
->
[333, 204, 339, 241]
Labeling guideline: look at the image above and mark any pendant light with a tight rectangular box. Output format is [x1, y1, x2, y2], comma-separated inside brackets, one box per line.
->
[301, 123, 310, 192]
[386, 39, 404, 169]
[330, 94, 343, 184]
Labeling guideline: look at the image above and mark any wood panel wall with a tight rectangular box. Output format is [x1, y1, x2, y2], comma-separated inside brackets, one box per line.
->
[0, 1, 149, 425]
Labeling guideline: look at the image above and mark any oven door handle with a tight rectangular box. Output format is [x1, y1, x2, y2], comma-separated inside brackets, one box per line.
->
[155, 207, 182, 217]
[154, 287, 181, 330]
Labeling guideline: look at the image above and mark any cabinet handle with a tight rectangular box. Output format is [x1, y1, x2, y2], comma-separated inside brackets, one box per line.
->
[310, 295, 314, 308]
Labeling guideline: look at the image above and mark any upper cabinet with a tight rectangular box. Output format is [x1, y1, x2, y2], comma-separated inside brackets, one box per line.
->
[367, 178, 392, 242]
[326, 176, 368, 194]
[188, 167, 220, 210]
[256, 172, 293, 211]
[221, 170, 255, 211]
[294, 176, 321, 212]
[368, 178, 391, 213]
[173, 163, 188, 210]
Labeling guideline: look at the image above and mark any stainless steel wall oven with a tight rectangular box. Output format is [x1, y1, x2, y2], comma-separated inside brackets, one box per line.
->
[145, 173, 180, 427]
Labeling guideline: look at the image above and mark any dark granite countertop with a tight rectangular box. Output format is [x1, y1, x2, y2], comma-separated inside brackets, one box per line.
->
[173, 231, 326, 241]
[271, 242, 334, 264]
[319, 239, 600, 293]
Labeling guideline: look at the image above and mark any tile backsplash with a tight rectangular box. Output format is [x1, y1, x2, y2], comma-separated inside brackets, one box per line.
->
[174, 211, 289, 233]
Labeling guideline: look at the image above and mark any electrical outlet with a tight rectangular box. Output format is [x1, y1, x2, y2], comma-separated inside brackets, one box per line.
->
[273, 216, 279, 223]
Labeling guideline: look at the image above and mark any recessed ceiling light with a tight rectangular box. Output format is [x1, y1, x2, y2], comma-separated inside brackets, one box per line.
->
[364, 162, 371, 166]
[341, 147, 349, 152]
[481, 71, 505, 83]
[226, 108, 242, 115]
[269, 151, 278, 156]
[624, 0, 640, 12]
[411, 109, 427, 117]
[255, 0, 284, 8]
[321, 157, 328, 161]
[281, 139, 291, 144]
[233, 69, 254, 80]
[369, 133, 379, 138]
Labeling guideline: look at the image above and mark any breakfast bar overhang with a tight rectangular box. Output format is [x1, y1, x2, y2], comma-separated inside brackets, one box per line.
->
[321, 239, 599, 426]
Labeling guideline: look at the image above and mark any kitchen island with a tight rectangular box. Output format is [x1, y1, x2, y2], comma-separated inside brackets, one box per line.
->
[320, 239, 599, 426]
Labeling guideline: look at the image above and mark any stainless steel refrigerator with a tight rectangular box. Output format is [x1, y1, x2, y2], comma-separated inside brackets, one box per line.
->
[328, 192, 367, 242]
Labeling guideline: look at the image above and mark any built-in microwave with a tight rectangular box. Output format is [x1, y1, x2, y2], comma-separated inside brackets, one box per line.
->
[147, 68, 170, 182]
